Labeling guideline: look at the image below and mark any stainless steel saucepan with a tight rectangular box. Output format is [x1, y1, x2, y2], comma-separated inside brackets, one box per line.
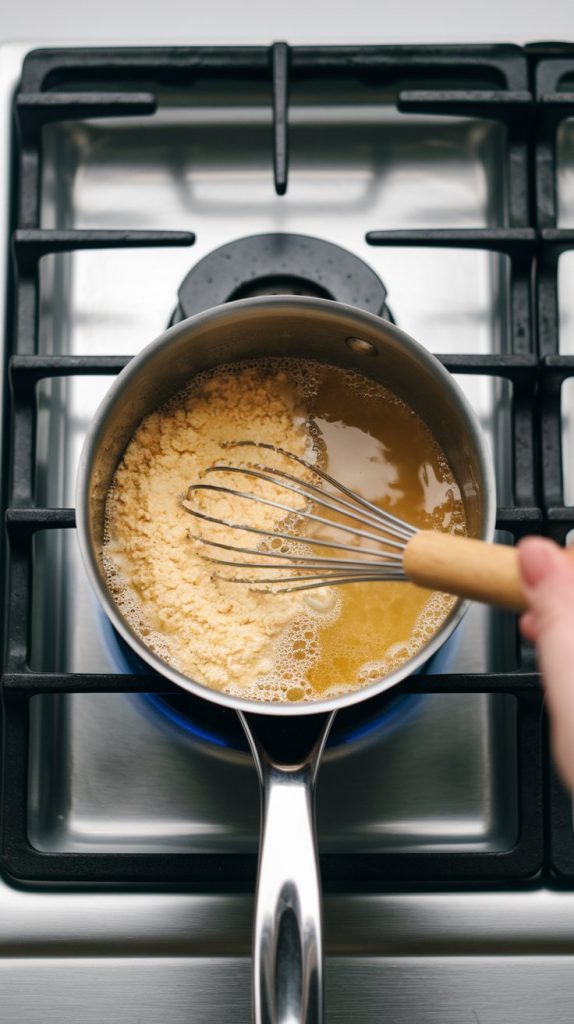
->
[76, 296, 495, 1024]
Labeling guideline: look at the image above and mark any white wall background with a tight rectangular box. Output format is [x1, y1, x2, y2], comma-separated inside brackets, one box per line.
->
[1, 0, 573, 45]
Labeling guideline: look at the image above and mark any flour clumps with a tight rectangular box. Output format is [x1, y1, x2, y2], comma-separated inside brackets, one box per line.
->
[103, 363, 337, 700]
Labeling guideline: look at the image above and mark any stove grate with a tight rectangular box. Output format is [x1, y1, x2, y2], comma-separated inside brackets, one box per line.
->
[3, 41, 574, 885]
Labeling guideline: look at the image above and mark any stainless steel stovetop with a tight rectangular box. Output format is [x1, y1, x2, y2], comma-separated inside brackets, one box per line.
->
[2, 41, 574, 1024]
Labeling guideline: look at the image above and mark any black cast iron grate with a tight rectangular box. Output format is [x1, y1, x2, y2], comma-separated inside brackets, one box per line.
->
[2, 41, 574, 886]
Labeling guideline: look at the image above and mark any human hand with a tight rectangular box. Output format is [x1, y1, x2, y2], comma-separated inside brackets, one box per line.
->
[518, 537, 574, 790]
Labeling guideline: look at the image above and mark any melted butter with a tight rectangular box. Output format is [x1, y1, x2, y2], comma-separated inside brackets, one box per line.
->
[282, 365, 466, 699]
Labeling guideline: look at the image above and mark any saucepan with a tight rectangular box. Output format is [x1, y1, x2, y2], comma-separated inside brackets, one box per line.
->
[76, 296, 495, 1024]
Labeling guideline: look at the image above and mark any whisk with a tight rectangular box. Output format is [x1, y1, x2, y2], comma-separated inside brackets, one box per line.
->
[181, 440, 558, 613]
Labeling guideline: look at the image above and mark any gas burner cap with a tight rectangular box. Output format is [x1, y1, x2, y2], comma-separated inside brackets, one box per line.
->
[170, 233, 391, 324]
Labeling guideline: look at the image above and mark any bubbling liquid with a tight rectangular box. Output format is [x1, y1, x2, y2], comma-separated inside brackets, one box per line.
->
[103, 358, 466, 702]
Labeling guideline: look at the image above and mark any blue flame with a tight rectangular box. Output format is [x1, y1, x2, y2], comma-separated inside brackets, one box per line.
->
[98, 602, 460, 753]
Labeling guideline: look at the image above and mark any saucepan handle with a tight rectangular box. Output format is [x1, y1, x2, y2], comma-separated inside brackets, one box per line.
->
[239, 711, 335, 1024]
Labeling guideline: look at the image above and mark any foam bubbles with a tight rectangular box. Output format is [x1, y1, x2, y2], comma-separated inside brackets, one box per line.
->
[356, 591, 456, 684]
[224, 599, 340, 704]
[223, 582, 341, 704]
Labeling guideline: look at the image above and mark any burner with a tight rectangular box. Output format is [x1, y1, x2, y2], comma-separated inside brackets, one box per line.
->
[169, 233, 393, 324]
[142, 689, 425, 761]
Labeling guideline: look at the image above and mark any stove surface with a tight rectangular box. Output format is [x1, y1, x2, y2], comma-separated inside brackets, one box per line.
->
[2, 40, 574, 1024]
[30, 69, 518, 858]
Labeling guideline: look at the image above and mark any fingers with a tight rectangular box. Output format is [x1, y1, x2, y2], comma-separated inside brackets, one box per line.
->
[518, 537, 574, 790]
[519, 609, 537, 645]
[518, 536, 569, 589]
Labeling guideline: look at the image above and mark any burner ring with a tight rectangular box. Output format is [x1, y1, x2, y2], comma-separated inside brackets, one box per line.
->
[140, 688, 425, 762]
[171, 233, 391, 323]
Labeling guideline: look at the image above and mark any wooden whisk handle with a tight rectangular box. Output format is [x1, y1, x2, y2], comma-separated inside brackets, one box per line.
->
[403, 531, 573, 612]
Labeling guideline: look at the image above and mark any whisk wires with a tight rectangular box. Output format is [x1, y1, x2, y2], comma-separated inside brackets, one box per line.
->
[180, 441, 416, 593]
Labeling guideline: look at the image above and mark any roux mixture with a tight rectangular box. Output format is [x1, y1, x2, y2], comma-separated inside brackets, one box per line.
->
[103, 360, 466, 702]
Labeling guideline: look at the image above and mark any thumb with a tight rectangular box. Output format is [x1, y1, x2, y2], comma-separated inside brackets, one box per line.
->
[518, 537, 574, 789]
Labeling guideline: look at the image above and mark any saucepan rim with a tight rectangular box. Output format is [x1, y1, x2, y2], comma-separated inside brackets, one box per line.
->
[75, 295, 496, 717]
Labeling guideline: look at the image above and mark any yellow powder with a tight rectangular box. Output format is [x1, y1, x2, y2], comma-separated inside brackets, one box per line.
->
[103, 366, 321, 694]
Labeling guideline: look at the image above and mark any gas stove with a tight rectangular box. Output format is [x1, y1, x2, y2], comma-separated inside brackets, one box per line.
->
[1, 40, 574, 1023]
